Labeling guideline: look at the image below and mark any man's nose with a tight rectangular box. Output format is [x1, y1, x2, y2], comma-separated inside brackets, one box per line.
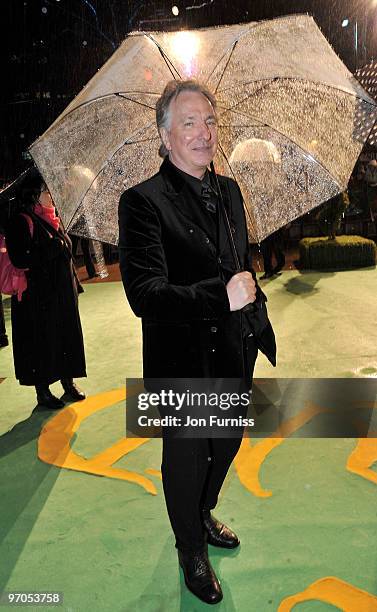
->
[198, 122, 211, 140]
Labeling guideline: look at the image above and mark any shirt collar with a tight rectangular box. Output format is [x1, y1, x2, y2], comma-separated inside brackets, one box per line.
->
[165, 158, 210, 197]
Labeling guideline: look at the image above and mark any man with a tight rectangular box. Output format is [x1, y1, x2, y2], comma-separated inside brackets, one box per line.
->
[260, 228, 286, 279]
[70, 234, 98, 279]
[118, 80, 275, 605]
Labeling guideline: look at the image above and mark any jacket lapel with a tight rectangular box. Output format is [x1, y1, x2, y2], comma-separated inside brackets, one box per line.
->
[159, 158, 245, 269]
[160, 158, 217, 241]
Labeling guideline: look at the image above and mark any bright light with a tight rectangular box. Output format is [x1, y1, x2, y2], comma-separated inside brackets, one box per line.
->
[342, 19, 349, 27]
[170, 31, 200, 77]
[172, 5, 179, 16]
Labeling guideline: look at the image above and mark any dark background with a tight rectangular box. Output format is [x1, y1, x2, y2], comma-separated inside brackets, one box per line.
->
[3, 0, 377, 181]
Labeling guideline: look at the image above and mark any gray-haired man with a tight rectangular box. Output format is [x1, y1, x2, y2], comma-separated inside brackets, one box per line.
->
[118, 80, 275, 604]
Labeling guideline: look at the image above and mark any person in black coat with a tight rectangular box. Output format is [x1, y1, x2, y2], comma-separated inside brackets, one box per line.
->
[4, 169, 86, 409]
[119, 80, 276, 605]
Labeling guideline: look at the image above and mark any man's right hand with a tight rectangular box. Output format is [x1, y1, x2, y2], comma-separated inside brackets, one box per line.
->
[226, 271, 256, 311]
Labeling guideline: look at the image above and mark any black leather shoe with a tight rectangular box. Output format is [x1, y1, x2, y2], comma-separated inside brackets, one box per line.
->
[203, 512, 240, 549]
[36, 385, 65, 409]
[61, 378, 86, 401]
[178, 549, 222, 604]
[0, 334, 9, 348]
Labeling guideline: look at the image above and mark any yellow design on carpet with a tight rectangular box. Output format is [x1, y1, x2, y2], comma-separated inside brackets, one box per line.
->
[234, 401, 330, 497]
[347, 437, 377, 485]
[38, 388, 158, 494]
[278, 576, 377, 611]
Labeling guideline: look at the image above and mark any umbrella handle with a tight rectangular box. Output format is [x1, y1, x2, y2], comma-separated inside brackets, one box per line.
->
[209, 161, 241, 272]
[209, 162, 256, 314]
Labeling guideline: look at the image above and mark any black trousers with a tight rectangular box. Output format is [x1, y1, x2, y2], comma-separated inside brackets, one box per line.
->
[161, 433, 245, 553]
[70, 235, 96, 278]
[158, 344, 258, 554]
[260, 230, 285, 274]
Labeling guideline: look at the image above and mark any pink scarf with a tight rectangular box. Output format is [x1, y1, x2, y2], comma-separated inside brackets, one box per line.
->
[34, 203, 60, 232]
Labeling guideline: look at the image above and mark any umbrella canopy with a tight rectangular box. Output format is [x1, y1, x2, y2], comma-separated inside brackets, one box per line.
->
[29, 14, 377, 244]
[355, 59, 377, 147]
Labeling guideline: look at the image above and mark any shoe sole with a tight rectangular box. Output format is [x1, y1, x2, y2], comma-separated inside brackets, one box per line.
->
[61, 392, 86, 401]
[206, 538, 240, 549]
[37, 402, 65, 410]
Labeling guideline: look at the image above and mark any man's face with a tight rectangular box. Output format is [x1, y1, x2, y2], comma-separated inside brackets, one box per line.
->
[161, 90, 218, 179]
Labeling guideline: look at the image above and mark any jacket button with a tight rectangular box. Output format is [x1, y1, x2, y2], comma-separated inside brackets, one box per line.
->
[205, 237, 210, 243]
[210, 326, 217, 333]
[189, 229, 194, 233]
[218, 257, 222, 264]
[211, 348, 216, 352]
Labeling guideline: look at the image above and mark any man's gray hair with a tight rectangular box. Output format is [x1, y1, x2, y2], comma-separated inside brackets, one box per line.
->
[155, 79, 217, 158]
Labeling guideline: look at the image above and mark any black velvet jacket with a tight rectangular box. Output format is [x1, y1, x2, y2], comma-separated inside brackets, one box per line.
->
[118, 158, 275, 384]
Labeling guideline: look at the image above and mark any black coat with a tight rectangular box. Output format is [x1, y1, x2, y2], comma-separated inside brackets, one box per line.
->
[118, 158, 275, 385]
[5, 211, 86, 386]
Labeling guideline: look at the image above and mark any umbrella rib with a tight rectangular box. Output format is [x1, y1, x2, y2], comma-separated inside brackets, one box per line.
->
[218, 79, 377, 158]
[157, 47, 182, 80]
[221, 80, 280, 116]
[215, 103, 267, 127]
[29, 91, 160, 148]
[143, 32, 182, 80]
[210, 40, 238, 95]
[216, 75, 377, 106]
[217, 142, 259, 239]
[122, 119, 156, 144]
[223, 112, 374, 186]
[217, 107, 343, 191]
[123, 136, 160, 144]
[65, 120, 158, 230]
[219, 106, 286, 132]
[218, 124, 265, 128]
[115, 93, 155, 110]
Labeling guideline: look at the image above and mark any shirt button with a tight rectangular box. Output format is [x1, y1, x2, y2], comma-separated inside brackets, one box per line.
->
[218, 257, 222, 264]
[205, 237, 210, 243]
[189, 229, 194, 233]
[210, 326, 217, 333]
[211, 348, 216, 352]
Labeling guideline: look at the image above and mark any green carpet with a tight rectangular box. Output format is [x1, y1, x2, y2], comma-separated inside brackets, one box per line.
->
[1, 269, 377, 611]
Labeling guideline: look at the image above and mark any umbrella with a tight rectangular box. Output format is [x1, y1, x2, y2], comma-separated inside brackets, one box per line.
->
[355, 59, 377, 147]
[29, 14, 377, 244]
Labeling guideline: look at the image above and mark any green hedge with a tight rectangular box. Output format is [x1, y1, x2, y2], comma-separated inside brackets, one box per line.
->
[299, 235, 376, 270]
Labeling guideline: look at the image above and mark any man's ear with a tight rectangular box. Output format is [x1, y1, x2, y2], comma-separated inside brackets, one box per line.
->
[160, 127, 171, 152]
